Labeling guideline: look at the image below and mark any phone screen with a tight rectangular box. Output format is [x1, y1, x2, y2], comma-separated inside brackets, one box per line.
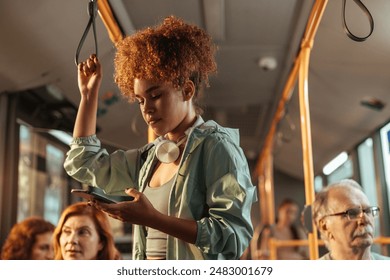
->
[71, 187, 133, 204]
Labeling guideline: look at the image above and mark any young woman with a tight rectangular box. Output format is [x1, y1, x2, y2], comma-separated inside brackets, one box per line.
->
[64, 16, 256, 260]
[52, 202, 119, 260]
[1, 216, 55, 260]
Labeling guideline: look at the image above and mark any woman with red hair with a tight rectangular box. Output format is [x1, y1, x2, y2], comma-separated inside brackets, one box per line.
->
[1, 216, 55, 260]
[52, 202, 119, 260]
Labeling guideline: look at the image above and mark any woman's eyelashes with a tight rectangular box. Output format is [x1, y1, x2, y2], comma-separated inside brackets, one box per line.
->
[136, 93, 162, 105]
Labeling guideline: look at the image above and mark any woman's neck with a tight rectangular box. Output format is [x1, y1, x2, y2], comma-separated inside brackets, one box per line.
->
[166, 114, 198, 141]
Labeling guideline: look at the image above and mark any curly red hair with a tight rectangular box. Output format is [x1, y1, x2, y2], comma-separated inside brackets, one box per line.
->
[114, 15, 217, 108]
[1, 216, 54, 260]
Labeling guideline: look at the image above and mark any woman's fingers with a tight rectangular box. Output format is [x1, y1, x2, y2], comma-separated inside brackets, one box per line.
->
[93, 55, 101, 74]
[86, 56, 96, 72]
[79, 55, 98, 76]
[125, 188, 139, 201]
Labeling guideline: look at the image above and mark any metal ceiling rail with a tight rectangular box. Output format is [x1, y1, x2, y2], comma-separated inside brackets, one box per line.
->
[254, 0, 328, 260]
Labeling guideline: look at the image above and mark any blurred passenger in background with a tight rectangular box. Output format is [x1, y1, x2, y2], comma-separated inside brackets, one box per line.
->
[1, 216, 55, 260]
[256, 198, 308, 260]
[52, 202, 120, 260]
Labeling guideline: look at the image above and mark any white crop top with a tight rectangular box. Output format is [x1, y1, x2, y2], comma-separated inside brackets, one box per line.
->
[143, 176, 174, 258]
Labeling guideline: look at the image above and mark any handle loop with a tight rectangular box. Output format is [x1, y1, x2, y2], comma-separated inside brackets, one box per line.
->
[342, 0, 374, 42]
[75, 0, 98, 66]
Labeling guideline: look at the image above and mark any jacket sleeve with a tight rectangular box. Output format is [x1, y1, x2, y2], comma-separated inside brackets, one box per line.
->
[63, 135, 145, 195]
[194, 135, 257, 259]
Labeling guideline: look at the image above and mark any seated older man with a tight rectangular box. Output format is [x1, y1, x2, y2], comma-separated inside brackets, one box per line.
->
[312, 179, 390, 260]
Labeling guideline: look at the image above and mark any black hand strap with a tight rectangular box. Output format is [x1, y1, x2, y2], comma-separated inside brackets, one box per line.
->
[342, 0, 374, 42]
[75, 0, 99, 66]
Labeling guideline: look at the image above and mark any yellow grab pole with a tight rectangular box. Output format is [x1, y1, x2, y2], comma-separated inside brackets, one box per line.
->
[250, 53, 299, 259]
[298, 45, 319, 260]
[254, 55, 300, 229]
[297, 0, 328, 260]
[264, 149, 275, 225]
[253, 0, 328, 259]
[97, 0, 158, 142]
[97, 0, 123, 43]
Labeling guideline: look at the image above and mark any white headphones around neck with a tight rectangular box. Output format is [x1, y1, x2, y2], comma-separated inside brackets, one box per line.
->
[154, 116, 205, 164]
[155, 136, 187, 164]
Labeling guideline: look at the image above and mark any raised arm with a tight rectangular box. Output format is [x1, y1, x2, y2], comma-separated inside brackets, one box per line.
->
[73, 54, 102, 137]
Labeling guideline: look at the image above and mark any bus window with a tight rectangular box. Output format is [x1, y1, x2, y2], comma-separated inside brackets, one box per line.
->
[357, 138, 381, 243]
[380, 122, 390, 209]
[324, 152, 353, 184]
[17, 124, 68, 225]
[358, 138, 379, 210]
[314, 175, 324, 192]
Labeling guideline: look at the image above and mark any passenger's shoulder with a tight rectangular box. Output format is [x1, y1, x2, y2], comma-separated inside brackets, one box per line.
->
[201, 120, 240, 145]
[372, 252, 390, 260]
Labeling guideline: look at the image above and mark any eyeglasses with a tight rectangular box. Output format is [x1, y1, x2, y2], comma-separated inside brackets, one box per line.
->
[323, 206, 380, 221]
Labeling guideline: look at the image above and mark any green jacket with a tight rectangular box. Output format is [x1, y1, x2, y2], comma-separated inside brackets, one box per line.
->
[64, 119, 257, 259]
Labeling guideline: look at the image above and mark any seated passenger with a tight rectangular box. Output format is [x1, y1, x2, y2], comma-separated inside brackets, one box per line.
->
[1, 216, 55, 260]
[52, 202, 120, 260]
[256, 199, 308, 259]
[312, 179, 390, 260]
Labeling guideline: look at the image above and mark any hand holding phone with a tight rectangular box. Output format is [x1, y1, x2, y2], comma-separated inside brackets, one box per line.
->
[71, 186, 134, 204]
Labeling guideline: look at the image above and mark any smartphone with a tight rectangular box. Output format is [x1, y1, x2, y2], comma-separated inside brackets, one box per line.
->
[71, 186, 134, 204]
